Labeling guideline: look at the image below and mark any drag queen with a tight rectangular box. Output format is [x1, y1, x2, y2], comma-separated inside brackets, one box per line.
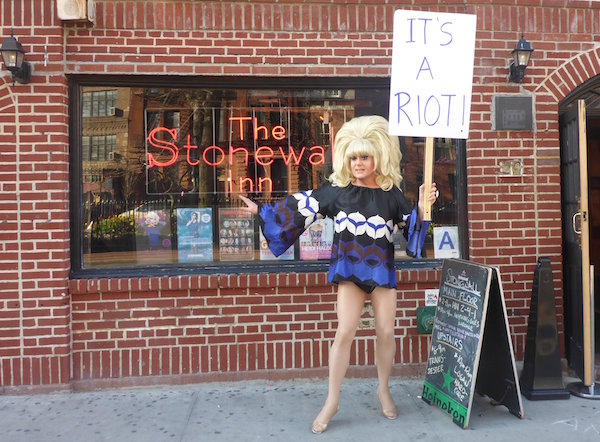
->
[240, 115, 438, 434]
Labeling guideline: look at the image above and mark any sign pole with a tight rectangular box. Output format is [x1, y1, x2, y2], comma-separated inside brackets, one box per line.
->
[423, 137, 434, 221]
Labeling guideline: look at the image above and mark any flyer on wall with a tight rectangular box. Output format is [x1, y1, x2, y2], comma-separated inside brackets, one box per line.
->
[176, 208, 213, 262]
[299, 218, 333, 260]
[218, 208, 254, 261]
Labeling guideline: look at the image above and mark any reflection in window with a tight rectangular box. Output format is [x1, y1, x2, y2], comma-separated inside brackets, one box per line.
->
[78, 86, 460, 269]
[82, 135, 116, 161]
[83, 90, 117, 117]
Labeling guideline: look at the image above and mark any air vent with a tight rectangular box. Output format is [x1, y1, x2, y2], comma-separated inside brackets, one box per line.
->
[57, 0, 95, 23]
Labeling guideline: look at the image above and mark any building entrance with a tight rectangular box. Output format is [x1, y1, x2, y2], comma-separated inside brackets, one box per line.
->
[560, 91, 600, 385]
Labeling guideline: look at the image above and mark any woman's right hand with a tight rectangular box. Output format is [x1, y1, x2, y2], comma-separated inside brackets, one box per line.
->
[239, 195, 258, 215]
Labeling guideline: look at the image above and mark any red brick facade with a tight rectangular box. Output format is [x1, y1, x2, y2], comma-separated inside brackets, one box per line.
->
[1, 0, 599, 391]
[68, 269, 439, 387]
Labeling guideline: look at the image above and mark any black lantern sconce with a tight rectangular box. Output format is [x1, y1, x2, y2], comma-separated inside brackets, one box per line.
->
[0, 29, 32, 85]
[509, 34, 534, 83]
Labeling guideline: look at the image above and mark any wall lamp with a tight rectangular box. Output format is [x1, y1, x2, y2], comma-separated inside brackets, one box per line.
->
[509, 34, 534, 83]
[0, 29, 32, 85]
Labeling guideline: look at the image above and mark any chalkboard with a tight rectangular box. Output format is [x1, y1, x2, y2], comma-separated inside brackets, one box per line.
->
[422, 259, 524, 429]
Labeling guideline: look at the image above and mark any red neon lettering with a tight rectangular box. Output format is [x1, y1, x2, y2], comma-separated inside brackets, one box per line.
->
[229, 116, 253, 140]
[184, 134, 200, 166]
[147, 127, 179, 168]
[279, 146, 306, 166]
[146, 124, 325, 193]
[258, 177, 272, 192]
[229, 145, 249, 166]
[240, 177, 254, 192]
[272, 125, 286, 141]
[255, 146, 274, 166]
[253, 118, 269, 140]
[308, 145, 325, 165]
[203, 145, 225, 166]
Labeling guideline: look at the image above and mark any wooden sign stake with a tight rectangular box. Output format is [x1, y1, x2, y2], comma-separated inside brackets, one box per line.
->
[423, 137, 434, 221]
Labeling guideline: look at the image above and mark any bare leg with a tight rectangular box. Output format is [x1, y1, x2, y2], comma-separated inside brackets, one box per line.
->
[371, 287, 398, 419]
[312, 282, 366, 434]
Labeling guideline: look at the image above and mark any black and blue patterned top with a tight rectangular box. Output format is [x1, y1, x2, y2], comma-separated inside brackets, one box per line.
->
[258, 183, 429, 289]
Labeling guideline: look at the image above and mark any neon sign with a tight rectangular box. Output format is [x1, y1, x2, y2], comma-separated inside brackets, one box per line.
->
[147, 116, 329, 193]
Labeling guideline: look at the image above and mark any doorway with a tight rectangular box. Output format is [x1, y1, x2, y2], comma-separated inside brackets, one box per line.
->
[587, 119, 600, 353]
[560, 91, 600, 383]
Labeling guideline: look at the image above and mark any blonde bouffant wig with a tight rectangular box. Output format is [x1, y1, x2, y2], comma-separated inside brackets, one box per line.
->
[328, 115, 403, 191]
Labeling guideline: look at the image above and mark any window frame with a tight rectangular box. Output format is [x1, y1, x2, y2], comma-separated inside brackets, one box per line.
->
[69, 75, 467, 279]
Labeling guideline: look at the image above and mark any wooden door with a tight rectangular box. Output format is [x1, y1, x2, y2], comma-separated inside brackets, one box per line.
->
[560, 99, 593, 384]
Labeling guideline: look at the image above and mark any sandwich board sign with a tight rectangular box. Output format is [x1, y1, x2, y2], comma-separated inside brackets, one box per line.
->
[422, 259, 524, 428]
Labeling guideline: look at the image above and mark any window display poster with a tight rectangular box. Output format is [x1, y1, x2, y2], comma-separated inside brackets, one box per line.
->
[259, 230, 294, 260]
[135, 209, 172, 252]
[299, 218, 333, 260]
[176, 208, 213, 262]
[218, 208, 254, 261]
[433, 226, 460, 259]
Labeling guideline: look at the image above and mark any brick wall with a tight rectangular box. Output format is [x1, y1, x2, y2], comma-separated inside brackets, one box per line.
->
[0, 1, 70, 390]
[1, 0, 600, 389]
[69, 269, 439, 385]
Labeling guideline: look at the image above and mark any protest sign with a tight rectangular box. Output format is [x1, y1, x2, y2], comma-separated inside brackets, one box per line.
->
[389, 10, 477, 139]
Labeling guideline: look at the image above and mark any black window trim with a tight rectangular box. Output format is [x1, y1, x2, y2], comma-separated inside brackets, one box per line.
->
[69, 75, 465, 279]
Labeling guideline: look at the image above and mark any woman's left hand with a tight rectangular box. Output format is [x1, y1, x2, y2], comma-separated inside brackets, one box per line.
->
[417, 182, 438, 220]
[239, 195, 258, 215]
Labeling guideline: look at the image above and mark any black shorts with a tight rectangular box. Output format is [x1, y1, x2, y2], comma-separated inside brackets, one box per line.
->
[332, 278, 380, 294]
[353, 281, 378, 294]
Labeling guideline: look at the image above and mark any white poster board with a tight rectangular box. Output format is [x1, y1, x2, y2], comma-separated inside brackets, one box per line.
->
[389, 10, 477, 139]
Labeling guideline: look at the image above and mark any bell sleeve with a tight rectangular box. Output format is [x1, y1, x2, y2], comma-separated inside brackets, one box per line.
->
[404, 210, 429, 258]
[258, 184, 336, 257]
[394, 188, 429, 259]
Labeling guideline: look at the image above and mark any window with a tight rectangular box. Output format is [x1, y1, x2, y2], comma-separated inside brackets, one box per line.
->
[82, 90, 117, 117]
[82, 135, 116, 162]
[71, 78, 466, 275]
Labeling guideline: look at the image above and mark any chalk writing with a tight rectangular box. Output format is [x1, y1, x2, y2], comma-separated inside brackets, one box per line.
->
[444, 268, 481, 295]
[423, 259, 490, 428]
[552, 418, 600, 436]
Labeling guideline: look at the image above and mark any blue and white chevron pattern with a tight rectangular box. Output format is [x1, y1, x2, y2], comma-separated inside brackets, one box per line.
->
[335, 211, 394, 242]
[293, 190, 323, 228]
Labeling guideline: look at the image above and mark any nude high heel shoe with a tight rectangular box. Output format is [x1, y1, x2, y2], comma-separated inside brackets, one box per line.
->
[311, 405, 339, 434]
[377, 388, 398, 420]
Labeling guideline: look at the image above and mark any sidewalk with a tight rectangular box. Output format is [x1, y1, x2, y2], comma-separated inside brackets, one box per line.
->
[0, 377, 598, 442]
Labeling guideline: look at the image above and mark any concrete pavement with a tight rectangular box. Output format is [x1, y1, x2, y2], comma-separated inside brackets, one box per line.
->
[0, 376, 599, 441]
